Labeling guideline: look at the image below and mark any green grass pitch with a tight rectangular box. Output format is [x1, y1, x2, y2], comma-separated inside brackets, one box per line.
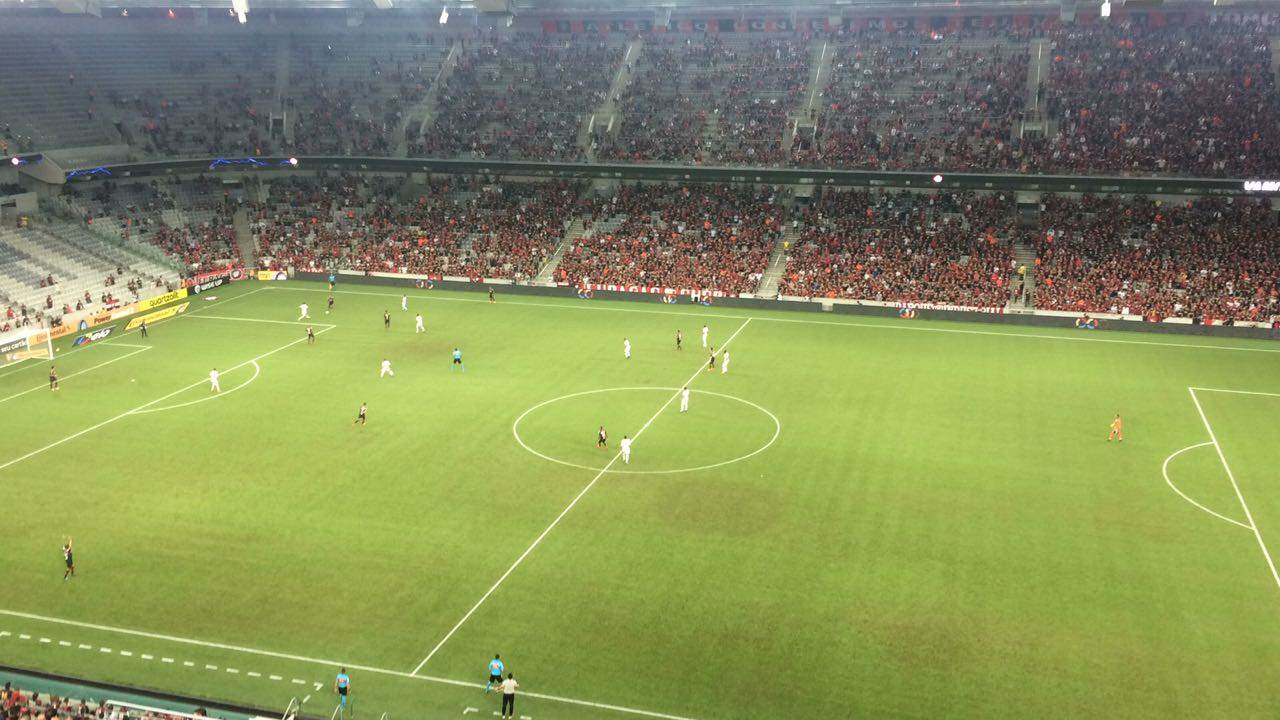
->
[3, 280, 1280, 719]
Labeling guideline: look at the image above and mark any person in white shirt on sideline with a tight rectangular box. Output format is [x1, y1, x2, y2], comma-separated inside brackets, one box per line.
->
[499, 674, 519, 719]
[680, 386, 690, 412]
[623, 337, 631, 359]
[298, 303, 310, 320]
[380, 359, 394, 378]
[415, 313, 425, 333]
[721, 350, 730, 374]
[209, 368, 220, 393]
[701, 324, 709, 347]
[620, 435, 632, 464]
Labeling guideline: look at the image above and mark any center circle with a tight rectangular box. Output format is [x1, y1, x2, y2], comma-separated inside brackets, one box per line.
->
[512, 387, 780, 475]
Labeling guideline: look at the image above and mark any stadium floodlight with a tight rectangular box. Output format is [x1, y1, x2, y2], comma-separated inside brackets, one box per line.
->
[439, 6, 448, 24]
[932, 174, 943, 183]
[1100, 0, 1111, 17]
[9, 157, 19, 166]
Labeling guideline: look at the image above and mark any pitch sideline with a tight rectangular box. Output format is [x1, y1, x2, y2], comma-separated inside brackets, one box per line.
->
[264, 284, 1280, 355]
[0, 609, 701, 720]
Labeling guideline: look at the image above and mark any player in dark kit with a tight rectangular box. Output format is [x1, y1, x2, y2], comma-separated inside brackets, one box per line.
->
[383, 310, 391, 330]
[676, 330, 683, 350]
[62, 538, 74, 579]
[488, 288, 496, 303]
[327, 295, 335, 313]
[306, 326, 315, 344]
[139, 320, 148, 339]
[597, 426, 607, 448]
[354, 402, 367, 426]
[707, 347, 716, 372]
[49, 366, 59, 391]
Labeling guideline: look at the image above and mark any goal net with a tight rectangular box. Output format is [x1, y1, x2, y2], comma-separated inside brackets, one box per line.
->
[0, 327, 54, 369]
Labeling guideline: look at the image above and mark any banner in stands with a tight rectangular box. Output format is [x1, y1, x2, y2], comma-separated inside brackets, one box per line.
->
[49, 323, 76, 340]
[125, 302, 189, 331]
[258, 270, 288, 281]
[73, 327, 114, 346]
[898, 302, 1005, 315]
[185, 267, 244, 290]
[189, 273, 231, 294]
[585, 283, 727, 298]
[0, 336, 28, 355]
[136, 288, 189, 312]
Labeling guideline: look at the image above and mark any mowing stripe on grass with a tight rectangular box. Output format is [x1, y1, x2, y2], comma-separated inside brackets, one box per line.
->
[0, 609, 703, 720]
[1187, 387, 1280, 591]
[409, 318, 755, 675]
[268, 284, 1280, 355]
[0, 327, 333, 474]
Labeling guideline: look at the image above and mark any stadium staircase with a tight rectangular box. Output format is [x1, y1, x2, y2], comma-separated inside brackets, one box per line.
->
[407, 43, 462, 155]
[1022, 38, 1053, 139]
[582, 38, 643, 161]
[232, 208, 257, 266]
[786, 39, 832, 155]
[273, 39, 294, 145]
[533, 217, 586, 285]
[753, 223, 800, 299]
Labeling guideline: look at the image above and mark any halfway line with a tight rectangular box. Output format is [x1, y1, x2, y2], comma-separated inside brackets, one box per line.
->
[409, 318, 754, 675]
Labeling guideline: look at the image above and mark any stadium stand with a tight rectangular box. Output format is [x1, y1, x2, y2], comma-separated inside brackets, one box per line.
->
[0, 683, 215, 720]
[778, 189, 1015, 306]
[412, 34, 623, 161]
[557, 183, 788, 294]
[1032, 194, 1280, 322]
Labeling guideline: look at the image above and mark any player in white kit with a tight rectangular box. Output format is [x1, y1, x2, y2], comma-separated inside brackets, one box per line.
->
[401, 295, 408, 311]
[701, 324, 709, 348]
[721, 350, 730, 374]
[209, 368, 221, 393]
[415, 313, 425, 333]
[380, 359, 394, 377]
[623, 338, 631, 359]
[298, 303, 310, 320]
[680, 386, 690, 412]
[620, 435, 632, 464]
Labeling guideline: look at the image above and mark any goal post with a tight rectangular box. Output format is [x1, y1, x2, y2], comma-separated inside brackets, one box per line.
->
[0, 326, 54, 369]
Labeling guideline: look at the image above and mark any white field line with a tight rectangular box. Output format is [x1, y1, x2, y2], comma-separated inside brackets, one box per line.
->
[0, 287, 269, 383]
[1190, 387, 1280, 398]
[1187, 387, 1280, 591]
[130, 361, 261, 416]
[0, 327, 332, 475]
[1161, 442, 1251, 530]
[265, 285, 1280, 355]
[188, 315, 336, 329]
[409, 318, 754, 675]
[0, 610, 701, 720]
[0, 346, 150, 405]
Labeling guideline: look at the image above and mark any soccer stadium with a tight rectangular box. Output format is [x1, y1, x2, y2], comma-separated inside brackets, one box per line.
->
[1, 0, 1280, 717]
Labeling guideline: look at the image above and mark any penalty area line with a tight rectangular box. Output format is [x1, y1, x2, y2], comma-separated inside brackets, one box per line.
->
[0, 327, 332, 475]
[0, 609, 703, 720]
[0, 346, 151, 405]
[1187, 387, 1280, 592]
[408, 318, 754, 675]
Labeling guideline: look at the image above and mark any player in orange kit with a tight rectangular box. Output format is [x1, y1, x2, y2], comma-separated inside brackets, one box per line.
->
[1108, 414, 1123, 442]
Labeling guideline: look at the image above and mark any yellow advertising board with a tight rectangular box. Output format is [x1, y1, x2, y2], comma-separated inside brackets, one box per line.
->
[125, 302, 189, 331]
[135, 288, 189, 312]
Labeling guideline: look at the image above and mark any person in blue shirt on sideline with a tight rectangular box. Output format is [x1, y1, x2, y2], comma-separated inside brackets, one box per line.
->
[334, 667, 351, 714]
[452, 347, 464, 372]
[485, 654, 504, 693]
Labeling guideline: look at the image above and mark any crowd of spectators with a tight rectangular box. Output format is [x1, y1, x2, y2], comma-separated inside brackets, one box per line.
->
[796, 30, 1031, 171]
[1033, 194, 1280, 322]
[413, 34, 622, 161]
[1, 683, 212, 720]
[780, 189, 1015, 307]
[253, 174, 582, 280]
[558, 183, 787, 294]
[1035, 20, 1280, 177]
